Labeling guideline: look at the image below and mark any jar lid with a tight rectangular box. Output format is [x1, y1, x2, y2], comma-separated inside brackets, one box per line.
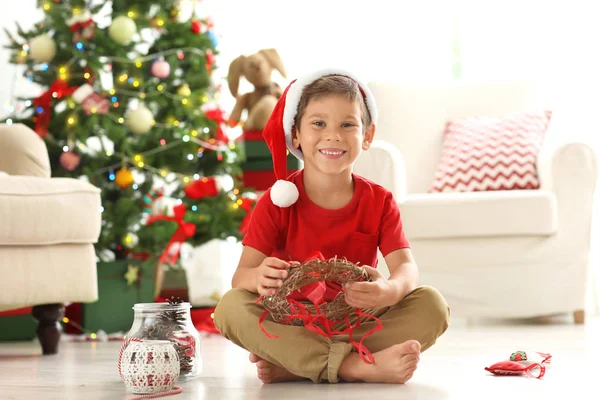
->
[132, 302, 192, 311]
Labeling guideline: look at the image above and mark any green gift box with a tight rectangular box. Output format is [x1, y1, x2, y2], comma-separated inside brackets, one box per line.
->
[241, 140, 272, 159]
[81, 260, 155, 334]
[242, 154, 301, 172]
[0, 314, 37, 341]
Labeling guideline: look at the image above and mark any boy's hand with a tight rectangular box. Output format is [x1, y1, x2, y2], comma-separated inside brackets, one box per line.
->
[255, 257, 291, 296]
[343, 266, 398, 309]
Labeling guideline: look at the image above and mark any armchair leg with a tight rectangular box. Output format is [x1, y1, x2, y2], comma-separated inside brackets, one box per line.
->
[31, 304, 65, 355]
[573, 309, 585, 324]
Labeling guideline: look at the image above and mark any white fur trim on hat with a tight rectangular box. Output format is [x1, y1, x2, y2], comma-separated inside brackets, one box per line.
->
[282, 68, 379, 161]
[270, 179, 299, 207]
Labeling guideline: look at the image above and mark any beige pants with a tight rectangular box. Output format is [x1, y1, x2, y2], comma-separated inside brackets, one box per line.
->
[213, 286, 450, 383]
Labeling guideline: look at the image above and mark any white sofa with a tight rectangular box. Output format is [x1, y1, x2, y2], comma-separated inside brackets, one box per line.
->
[0, 123, 101, 353]
[354, 80, 598, 323]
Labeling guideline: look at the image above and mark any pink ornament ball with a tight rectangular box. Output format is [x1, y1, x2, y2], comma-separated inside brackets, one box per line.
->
[151, 59, 170, 79]
[60, 151, 81, 171]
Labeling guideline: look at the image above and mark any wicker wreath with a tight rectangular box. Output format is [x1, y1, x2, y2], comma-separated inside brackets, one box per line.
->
[260, 257, 373, 326]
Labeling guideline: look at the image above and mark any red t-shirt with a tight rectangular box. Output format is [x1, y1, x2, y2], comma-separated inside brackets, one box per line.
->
[242, 170, 410, 268]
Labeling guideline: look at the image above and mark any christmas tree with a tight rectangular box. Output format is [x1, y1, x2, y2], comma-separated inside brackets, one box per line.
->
[2, 0, 255, 265]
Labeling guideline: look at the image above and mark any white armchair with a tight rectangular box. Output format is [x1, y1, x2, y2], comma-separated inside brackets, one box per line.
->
[354, 80, 598, 323]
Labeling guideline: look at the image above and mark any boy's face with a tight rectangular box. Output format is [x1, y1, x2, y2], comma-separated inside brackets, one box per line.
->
[292, 94, 375, 176]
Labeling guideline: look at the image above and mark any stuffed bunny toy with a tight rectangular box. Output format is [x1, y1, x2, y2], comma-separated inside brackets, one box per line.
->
[227, 48, 287, 131]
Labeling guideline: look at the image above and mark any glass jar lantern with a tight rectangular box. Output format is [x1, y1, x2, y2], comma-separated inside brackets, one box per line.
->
[126, 302, 202, 380]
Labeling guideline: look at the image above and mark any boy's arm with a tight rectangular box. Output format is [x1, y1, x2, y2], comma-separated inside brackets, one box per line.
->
[231, 246, 268, 293]
[384, 248, 419, 303]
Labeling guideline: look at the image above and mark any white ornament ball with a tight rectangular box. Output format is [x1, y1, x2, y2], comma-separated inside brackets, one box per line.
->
[29, 34, 56, 63]
[126, 104, 154, 134]
[109, 16, 137, 45]
[270, 180, 299, 207]
[215, 175, 234, 192]
[122, 233, 139, 248]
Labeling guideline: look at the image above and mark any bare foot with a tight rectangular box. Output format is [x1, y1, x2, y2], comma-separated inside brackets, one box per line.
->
[249, 353, 307, 384]
[339, 340, 421, 383]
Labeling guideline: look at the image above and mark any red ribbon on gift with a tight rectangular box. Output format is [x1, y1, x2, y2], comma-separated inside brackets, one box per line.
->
[33, 80, 78, 137]
[146, 204, 196, 265]
[257, 251, 383, 364]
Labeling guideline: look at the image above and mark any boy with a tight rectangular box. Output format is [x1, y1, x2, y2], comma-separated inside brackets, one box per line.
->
[214, 69, 449, 384]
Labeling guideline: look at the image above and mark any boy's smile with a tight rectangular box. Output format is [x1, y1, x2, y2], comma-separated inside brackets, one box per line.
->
[318, 148, 347, 159]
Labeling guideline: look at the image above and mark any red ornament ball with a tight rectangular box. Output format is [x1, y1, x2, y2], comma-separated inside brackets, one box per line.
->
[60, 151, 81, 171]
[151, 59, 170, 79]
[191, 20, 202, 34]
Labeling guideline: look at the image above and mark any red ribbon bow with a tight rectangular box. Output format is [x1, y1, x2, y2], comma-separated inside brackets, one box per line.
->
[146, 204, 196, 265]
[204, 108, 230, 144]
[33, 80, 78, 138]
[257, 251, 383, 364]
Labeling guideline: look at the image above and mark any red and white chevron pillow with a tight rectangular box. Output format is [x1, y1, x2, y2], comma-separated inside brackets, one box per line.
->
[430, 110, 553, 192]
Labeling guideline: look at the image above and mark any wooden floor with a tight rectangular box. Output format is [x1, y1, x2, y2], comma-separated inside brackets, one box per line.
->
[0, 315, 595, 400]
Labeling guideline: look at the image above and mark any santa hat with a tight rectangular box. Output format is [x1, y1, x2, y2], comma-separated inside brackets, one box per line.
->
[262, 68, 378, 208]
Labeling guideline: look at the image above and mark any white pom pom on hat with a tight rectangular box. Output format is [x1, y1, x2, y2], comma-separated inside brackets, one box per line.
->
[262, 68, 379, 208]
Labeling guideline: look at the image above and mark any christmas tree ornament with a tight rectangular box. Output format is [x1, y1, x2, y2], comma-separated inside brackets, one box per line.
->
[109, 15, 137, 45]
[177, 84, 191, 97]
[184, 175, 233, 199]
[205, 17, 215, 29]
[123, 264, 139, 286]
[191, 20, 202, 34]
[33, 79, 78, 137]
[126, 103, 154, 134]
[29, 34, 56, 62]
[151, 58, 170, 79]
[122, 233, 139, 249]
[59, 151, 81, 171]
[72, 84, 109, 115]
[115, 166, 134, 189]
[205, 50, 215, 72]
[170, 0, 183, 20]
[67, 9, 95, 42]
[143, 188, 164, 214]
[206, 31, 218, 47]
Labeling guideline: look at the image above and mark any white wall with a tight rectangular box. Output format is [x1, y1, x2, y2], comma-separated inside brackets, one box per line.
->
[0, 0, 43, 118]
[0, 0, 458, 118]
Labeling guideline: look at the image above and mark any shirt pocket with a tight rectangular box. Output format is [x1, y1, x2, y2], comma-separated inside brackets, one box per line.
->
[348, 231, 379, 267]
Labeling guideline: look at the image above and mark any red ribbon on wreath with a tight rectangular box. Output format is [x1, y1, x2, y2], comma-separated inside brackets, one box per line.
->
[146, 203, 196, 265]
[256, 251, 383, 364]
[33, 80, 78, 137]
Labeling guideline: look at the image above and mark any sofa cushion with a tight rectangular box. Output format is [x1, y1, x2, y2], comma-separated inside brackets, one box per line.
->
[0, 175, 101, 245]
[400, 189, 557, 239]
[430, 110, 553, 193]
